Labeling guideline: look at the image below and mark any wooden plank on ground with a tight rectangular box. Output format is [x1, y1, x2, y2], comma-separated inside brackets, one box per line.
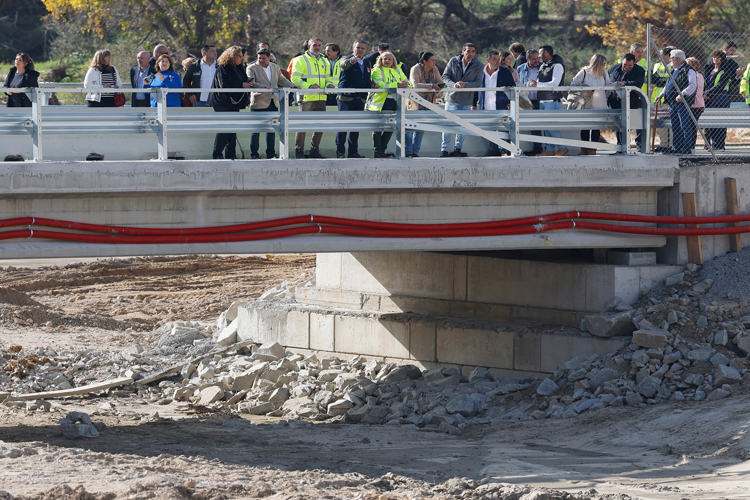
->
[724, 177, 742, 252]
[6, 377, 134, 401]
[682, 192, 704, 265]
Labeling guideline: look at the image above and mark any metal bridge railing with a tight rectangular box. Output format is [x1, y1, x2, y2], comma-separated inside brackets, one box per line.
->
[2, 86, 650, 161]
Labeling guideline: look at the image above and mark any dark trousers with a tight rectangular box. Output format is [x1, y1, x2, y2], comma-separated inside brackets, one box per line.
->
[251, 101, 278, 157]
[529, 99, 543, 154]
[372, 98, 396, 154]
[581, 129, 601, 144]
[706, 92, 729, 150]
[336, 98, 365, 156]
[669, 101, 695, 154]
[132, 98, 150, 108]
[690, 107, 704, 151]
[87, 96, 116, 107]
[213, 109, 239, 159]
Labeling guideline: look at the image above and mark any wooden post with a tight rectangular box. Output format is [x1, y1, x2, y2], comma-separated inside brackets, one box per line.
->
[682, 193, 703, 265]
[724, 177, 742, 252]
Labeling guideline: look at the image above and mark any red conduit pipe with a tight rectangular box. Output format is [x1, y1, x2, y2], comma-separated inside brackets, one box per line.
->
[575, 221, 750, 236]
[3, 210, 750, 235]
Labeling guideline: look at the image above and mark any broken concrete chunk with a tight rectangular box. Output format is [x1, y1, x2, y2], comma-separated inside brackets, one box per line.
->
[382, 364, 422, 382]
[255, 342, 286, 361]
[636, 376, 661, 398]
[198, 386, 224, 405]
[714, 365, 742, 386]
[687, 346, 715, 363]
[587, 368, 619, 390]
[468, 367, 492, 383]
[59, 412, 99, 439]
[241, 401, 276, 415]
[632, 329, 669, 349]
[664, 272, 684, 287]
[215, 318, 239, 347]
[536, 378, 559, 396]
[327, 399, 353, 416]
[584, 311, 635, 338]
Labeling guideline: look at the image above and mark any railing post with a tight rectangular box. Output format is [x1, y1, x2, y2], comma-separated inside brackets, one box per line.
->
[646, 23, 652, 111]
[157, 89, 168, 160]
[398, 89, 406, 158]
[510, 87, 520, 156]
[621, 87, 630, 154]
[279, 89, 288, 159]
[31, 89, 43, 161]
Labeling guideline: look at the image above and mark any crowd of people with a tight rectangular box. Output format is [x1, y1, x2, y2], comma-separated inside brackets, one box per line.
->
[4, 37, 750, 159]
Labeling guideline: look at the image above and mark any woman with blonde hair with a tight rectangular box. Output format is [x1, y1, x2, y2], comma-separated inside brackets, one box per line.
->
[84, 49, 123, 107]
[570, 53, 611, 155]
[367, 51, 411, 157]
[207, 45, 253, 159]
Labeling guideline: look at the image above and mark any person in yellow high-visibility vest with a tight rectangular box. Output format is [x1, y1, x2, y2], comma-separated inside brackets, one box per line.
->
[291, 37, 334, 159]
[367, 51, 411, 157]
[651, 46, 676, 151]
[615, 43, 648, 94]
[741, 62, 750, 107]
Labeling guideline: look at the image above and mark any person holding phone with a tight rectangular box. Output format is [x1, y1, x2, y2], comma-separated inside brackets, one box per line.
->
[405, 52, 443, 157]
[144, 54, 182, 107]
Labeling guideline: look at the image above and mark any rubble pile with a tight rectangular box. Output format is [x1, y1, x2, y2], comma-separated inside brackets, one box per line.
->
[2, 258, 749, 432]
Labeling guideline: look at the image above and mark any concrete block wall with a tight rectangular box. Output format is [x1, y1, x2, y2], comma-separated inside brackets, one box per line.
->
[235, 302, 628, 376]
[308, 252, 683, 325]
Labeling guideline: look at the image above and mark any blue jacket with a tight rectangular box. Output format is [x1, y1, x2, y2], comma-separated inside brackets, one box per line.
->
[517, 62, 537, 86]
[474, 66, 516, 110]
[147, 70, 182, 107]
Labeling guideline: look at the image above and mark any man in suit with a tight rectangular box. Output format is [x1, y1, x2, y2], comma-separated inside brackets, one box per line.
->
[130, 51, 155, 107]
[246, 48, 297, 159]
[336, 40, 374, 158]
[184, 44, 217, 107]
[608, 52, 646, 149]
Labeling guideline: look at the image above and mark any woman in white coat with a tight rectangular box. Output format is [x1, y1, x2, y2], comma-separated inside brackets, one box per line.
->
[83, 49, 123, 107]
[571, 53, 610, 155]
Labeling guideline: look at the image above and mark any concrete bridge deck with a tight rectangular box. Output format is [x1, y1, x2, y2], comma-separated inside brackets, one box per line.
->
[0, 156, 675, 258]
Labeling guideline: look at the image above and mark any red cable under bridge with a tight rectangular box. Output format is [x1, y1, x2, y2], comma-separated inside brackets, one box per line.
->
[0, 211, 749, 244]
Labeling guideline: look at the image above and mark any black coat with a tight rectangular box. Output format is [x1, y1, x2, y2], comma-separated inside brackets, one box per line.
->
[607, 62, 646, 109]
[183, 59, 216, 100]
[3, 67, 40, 107]
[474, 66, 516, 110]
[129, 65, 155, 104]
[207, 64, 248, 111]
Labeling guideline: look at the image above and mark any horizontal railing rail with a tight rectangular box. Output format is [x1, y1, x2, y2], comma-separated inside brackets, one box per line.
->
[1, 86, 657, 160]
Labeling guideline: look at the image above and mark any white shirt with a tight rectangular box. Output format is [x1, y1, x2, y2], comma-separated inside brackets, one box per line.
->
[199, 59, 217, 102]
[526, 66, 539, 100]
[263, 64, 272, 83]
[537, 62, 564, 103]
[482, 67, 499, 110]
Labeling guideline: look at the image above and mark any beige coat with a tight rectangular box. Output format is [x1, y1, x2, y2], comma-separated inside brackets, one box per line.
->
[246, 61, 294, 109]
[407, 63, 444, 110]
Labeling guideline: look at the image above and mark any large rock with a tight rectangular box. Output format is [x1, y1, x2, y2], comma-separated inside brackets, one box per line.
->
[282, 397, 320, 419]
[242, 401, 275, 415]
[230, 371, 257, 391]
[59, 412, 99, 439]
[632, 327, 669, 349]
[636, 376, 661, 398]
[737, 335, 750, 355]
[584, 311, 635, 338]
[214, 318, 239, 347]
[536, 378, 559, 396]
[714, 365, 742, 386]
[687, 346, 715, 363]
[255, 342, 286, 361]
[198, 386, 224, 405]
[382, 364, 422, 382]
[327, 399, 354, 416]
[496, 376, 537, 394]
[445, 394, 478, 417]
[587, 368, 619, 390]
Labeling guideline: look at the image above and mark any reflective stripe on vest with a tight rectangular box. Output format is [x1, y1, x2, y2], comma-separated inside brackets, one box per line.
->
[742, 63, 750, 104]
[712, 70, 729, 91]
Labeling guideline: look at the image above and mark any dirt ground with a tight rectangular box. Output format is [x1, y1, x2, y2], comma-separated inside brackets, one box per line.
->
[1, 255, 749, 500]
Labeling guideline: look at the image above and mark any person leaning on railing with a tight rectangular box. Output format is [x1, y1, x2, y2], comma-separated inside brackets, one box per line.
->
[367, 51, 411, 158]
[3, 53, 39, 108]
[405, 52, 444, 158]
[144, 54, 182, 108]
[703, 50, 732, 151]
[207, 46, 253, 160]
[84, 49, 123, 108]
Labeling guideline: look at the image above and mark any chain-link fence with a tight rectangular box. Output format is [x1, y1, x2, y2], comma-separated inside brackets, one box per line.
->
[648, 26, 750, 163]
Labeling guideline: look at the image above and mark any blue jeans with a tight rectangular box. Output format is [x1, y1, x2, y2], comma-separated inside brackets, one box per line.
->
[669, 101, 695, 154]
[539, 100, 562, 151]
[441, 102, 472, 151]
[195, 100, 208, 107]
[405, 131, 424, 155]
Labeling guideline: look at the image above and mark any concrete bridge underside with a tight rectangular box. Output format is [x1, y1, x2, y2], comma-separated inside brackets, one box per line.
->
[3, 155, 747, 377]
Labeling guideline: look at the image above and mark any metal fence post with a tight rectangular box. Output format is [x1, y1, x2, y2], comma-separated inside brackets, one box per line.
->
[621, 87, 630, 154]
[646, 23, 652, 110]
[31, 89, 43, 161]
[157, 89, 168, 160]
[280, 89, 289, 159]
[510, 88, 520, 156]
[398, 90, 406, 158]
